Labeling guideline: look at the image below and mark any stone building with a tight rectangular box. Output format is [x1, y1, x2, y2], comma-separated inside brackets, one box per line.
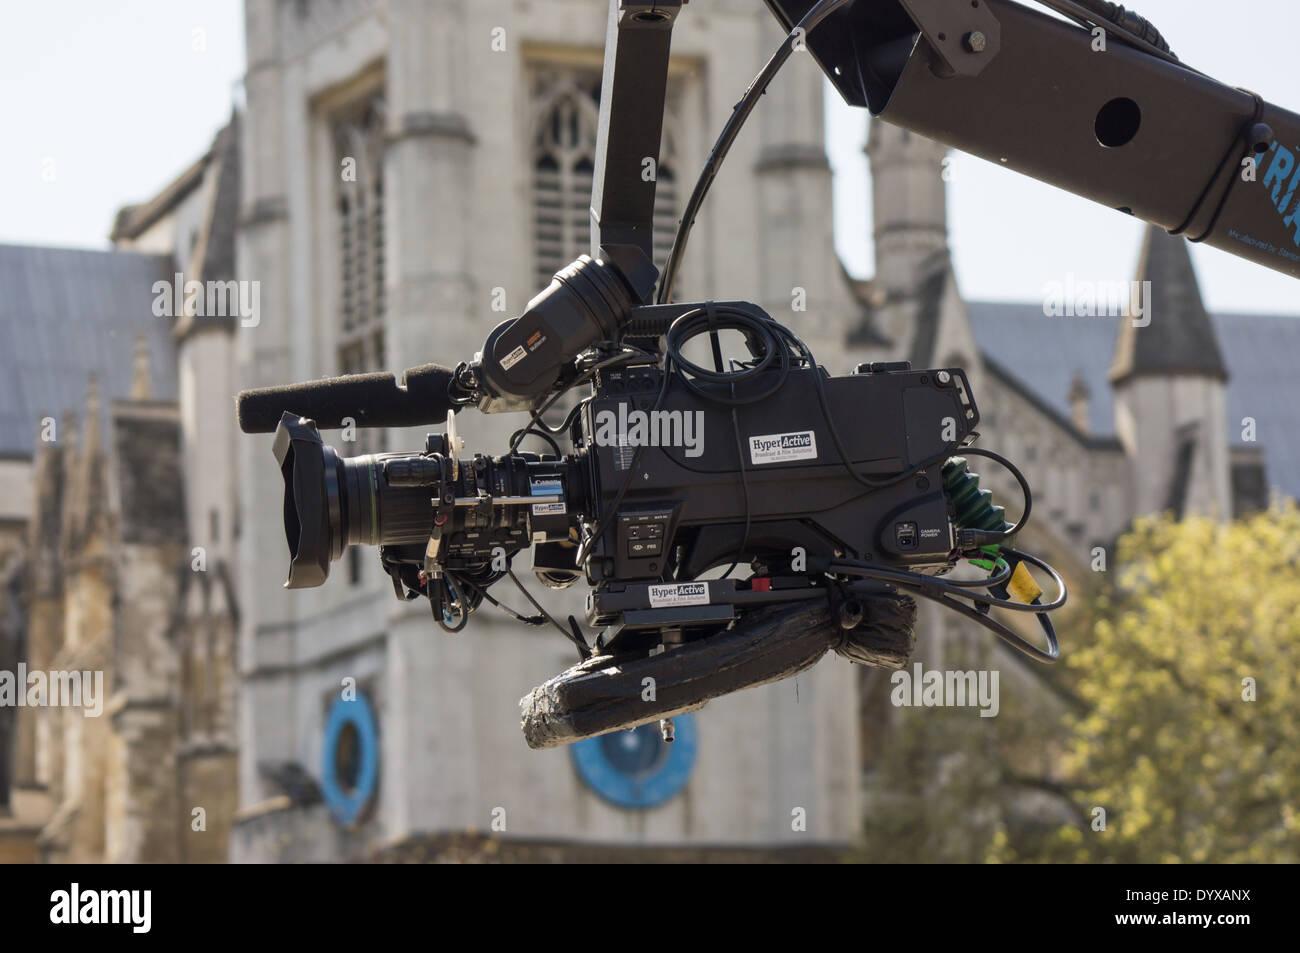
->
[0, 122, 242, 862]
[3, 1, 1298, 863]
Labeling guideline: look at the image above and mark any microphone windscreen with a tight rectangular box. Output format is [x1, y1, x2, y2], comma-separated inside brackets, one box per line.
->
[237, 363, 456, 433]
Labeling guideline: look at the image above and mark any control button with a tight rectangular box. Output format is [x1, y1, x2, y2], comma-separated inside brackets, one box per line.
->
[626, 538, 663, 558]
[627, 525, 645, 540]
[646, 523, 663, 538]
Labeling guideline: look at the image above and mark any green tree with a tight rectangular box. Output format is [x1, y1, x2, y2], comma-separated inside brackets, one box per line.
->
[1012, 504, 1300, 863]
[853, 635, 1075, 864]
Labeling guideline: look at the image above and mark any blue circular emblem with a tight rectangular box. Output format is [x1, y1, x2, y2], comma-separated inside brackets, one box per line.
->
[321, 692, 379, 825]
[571, 715, 697, 809]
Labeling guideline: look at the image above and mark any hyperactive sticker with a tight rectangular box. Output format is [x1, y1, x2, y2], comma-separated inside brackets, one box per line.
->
[529, 478, 564, 515]
[500, 344, 528, 371]
[748, 430, 817, 465]
[647, 582, 710, 608]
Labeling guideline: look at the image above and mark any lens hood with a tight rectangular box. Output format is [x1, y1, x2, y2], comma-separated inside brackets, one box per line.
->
[272, 412, 333, 589]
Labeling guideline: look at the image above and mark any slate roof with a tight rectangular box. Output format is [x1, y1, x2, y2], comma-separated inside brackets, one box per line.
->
[967, 302, 1300, 501]
[0, 244, 177, 458]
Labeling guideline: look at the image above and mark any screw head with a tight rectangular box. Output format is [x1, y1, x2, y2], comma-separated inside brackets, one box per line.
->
[937, 370, 952, 385]
[964, 30, 987, 53]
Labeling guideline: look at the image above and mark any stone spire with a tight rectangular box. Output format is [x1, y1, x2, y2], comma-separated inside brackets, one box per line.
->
[60, 376, 105, 552]
[1110, 226, 1228, 386]
[865, 116, 949, 295]
[1068, 372, 1090, 434]
[83, 373, 101, 465]
[130, 333, 152, 399]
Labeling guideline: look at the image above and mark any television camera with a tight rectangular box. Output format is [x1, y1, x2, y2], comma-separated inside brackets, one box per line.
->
[239, 0, 1300, 746]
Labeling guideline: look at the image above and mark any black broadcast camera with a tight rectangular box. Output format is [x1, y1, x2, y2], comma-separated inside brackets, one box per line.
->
[240, 251, 1064, 747]
[238, 0, 1068, 748]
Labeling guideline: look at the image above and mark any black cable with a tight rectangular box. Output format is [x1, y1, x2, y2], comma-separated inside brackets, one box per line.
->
[997, 546, 1070, 612]
[914, 583, 1060, 663]
[716, 399, 752, 581]
[1171, 90, 1267, 243]
[507, 346, 658, 453]
[509, 427, 562, 457]
[533, 397, 588, 438]
[830, 552, 1067, 613]
[1028, 0, 1197, 73]
[657, 0, 857, 304]
[664, 302, 950, 491]
[959, 445, 1033, 538]
[432, 576, 469, 633]
[663, 304, 791, 406]
[829, 558, 1063, 662]
[506, 566, 584, 647]
[445, 569, 540, 626]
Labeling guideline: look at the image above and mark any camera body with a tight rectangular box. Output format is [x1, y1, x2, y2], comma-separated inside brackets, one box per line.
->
[254, 280, 1057, 746]
[577, 359, 975, 588]
[272, 331, 981, 644]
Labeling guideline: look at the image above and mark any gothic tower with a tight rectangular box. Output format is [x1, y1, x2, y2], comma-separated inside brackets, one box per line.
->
[1110, 226, 1232, 519]
[866, 117, 949, 296]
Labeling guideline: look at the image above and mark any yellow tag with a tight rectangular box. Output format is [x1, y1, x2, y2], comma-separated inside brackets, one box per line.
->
[1007, 561, 1043, 604]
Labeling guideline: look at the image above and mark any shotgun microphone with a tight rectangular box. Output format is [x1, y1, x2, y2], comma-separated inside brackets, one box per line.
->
[236, 363, 457, 433]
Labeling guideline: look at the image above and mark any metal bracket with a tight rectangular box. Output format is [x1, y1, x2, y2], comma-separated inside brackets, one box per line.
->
[899, 0, 1001, 77]
[589, 0, 683, 290]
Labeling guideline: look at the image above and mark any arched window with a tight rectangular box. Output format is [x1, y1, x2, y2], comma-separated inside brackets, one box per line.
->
[335, 95, 387, 377]
[530, 67, 680, 293]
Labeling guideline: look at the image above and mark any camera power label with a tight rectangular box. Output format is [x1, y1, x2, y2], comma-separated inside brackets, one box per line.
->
[647, 582, 710, 608]
[748, 430, 817, 465]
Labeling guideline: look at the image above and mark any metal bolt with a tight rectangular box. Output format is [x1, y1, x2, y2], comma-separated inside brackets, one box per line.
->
[937, 370, 952, 385]
[964, 30, 987, 53]
[660, 718, 675, 743]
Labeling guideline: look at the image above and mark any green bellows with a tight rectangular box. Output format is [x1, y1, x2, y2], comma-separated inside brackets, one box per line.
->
[943, 457, 1013, 537]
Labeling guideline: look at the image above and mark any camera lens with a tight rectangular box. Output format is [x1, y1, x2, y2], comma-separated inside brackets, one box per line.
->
[272, 414, 435, 589]
[331, 450, 439, 551]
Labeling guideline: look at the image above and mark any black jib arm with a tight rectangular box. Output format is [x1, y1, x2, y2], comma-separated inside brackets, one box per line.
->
[763, 0, 1300, 280]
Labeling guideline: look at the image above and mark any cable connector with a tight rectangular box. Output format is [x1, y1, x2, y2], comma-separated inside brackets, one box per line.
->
[956, 527, 1009, 551]
[1078, 0, 1173, 56]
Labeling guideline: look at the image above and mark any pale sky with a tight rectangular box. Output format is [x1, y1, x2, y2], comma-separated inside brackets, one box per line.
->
[2, 0, 1296, 315]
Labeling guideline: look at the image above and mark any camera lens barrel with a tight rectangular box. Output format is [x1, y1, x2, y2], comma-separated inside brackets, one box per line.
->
[328, 450, 437, 554]
[273, 412, 576, 589]
[274, 413, 437, 588]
